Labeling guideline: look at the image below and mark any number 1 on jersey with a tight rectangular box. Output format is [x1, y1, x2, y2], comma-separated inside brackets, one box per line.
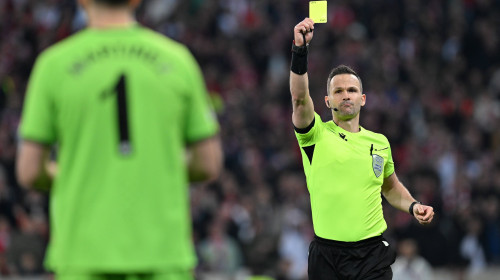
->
[114, 74, 132, 155]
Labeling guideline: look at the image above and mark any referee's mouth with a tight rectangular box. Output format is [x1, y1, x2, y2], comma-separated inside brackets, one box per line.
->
[340, 102, 354, 108]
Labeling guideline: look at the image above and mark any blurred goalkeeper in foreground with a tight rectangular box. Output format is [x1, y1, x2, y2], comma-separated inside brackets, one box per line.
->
[16, 0, 222, 279]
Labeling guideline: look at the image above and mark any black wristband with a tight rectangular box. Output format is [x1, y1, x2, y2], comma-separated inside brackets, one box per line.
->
[409, 201, 421, 217]
[291, 43, 308, 75]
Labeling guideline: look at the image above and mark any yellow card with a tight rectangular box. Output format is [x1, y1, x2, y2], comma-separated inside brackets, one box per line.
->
[309, 1, 327, 23]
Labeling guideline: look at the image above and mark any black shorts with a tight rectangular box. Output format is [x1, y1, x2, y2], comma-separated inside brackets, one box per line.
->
[308, 235, 396, 280]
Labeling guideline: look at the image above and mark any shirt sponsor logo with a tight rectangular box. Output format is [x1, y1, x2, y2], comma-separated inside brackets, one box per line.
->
[372, 154, 384, 178]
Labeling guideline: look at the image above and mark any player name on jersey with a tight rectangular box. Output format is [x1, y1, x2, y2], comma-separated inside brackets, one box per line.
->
[70, 44, 169, 75]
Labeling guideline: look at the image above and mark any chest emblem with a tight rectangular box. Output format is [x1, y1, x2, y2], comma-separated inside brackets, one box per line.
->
[372, 154, 384, 178]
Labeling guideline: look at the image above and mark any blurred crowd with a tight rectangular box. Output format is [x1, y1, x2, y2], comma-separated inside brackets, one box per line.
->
[1, 0, 500, 279]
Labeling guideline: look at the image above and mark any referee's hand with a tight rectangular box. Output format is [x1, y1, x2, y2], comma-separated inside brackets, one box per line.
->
[294, 18, 314, 46]
[413, 204, 434, 225]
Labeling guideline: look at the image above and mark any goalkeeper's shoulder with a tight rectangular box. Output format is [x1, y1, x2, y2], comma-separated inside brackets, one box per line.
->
[36, 30, 88, 66]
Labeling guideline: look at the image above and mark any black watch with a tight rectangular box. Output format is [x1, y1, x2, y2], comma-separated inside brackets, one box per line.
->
[409, 201, 421, 217]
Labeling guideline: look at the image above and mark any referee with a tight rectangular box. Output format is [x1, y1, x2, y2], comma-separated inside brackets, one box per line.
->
[290, 18, 434, 279]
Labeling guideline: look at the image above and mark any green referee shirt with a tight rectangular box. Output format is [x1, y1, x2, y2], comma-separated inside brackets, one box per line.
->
[295, 112, 394, 242]
[19, 25, 218, 272]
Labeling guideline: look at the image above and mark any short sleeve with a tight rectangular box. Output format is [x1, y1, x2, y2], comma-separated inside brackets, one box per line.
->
[19, 53, 57, 145]
[182, 49, 219, 144]
[384, 142, 395, 178]
[294, 112, 323, 147]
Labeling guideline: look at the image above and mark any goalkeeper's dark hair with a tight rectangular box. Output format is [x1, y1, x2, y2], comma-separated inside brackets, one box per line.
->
[327, 65, 363, 94]
[95, 0, 129, 6]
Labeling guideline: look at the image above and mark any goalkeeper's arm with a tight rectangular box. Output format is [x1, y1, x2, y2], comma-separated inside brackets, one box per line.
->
[16, 140, 56, 192]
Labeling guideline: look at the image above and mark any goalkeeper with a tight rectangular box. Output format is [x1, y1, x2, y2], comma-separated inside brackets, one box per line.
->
[16, 0, 222, 279]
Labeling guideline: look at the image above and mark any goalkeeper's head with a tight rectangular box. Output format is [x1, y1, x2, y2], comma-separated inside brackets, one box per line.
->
[78, 0, 142, 9]
[78, 0, 143, 27]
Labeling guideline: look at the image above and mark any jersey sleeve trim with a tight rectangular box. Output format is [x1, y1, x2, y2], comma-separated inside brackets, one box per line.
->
[19, 137, 54, 147]
[384, 170, 395, 179]
[294, 117, 315, 134]
[186, 130, 219, 146]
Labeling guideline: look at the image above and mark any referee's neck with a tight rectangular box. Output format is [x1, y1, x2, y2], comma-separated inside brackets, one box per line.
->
[333, 116, 361, 133]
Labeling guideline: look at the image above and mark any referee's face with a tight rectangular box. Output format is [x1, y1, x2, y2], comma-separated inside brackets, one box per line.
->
[326, 74, 366, 120]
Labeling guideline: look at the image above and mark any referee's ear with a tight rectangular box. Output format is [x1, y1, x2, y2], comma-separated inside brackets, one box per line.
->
[78, 0, 88, 8]
[129, 0, 142, 9]
[361, 93, 366, 107]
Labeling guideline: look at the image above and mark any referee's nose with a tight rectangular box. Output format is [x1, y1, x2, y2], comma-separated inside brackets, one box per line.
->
[342, 90, 351, 100]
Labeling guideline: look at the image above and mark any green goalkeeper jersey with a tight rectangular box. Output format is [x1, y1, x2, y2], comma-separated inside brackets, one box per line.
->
[19, 25, 218, 272]
[295, 112, 394, 242]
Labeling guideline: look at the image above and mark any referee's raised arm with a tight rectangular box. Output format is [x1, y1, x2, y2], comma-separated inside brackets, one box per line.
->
[290, 18, 315, 129]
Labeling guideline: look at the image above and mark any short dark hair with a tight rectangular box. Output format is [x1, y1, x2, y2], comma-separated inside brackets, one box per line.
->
[95, 0, 129, 6]
[327, 65, 363, 94]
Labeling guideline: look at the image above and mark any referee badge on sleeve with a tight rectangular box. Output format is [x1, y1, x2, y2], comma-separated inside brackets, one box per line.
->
[372, 154, 384, 178]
